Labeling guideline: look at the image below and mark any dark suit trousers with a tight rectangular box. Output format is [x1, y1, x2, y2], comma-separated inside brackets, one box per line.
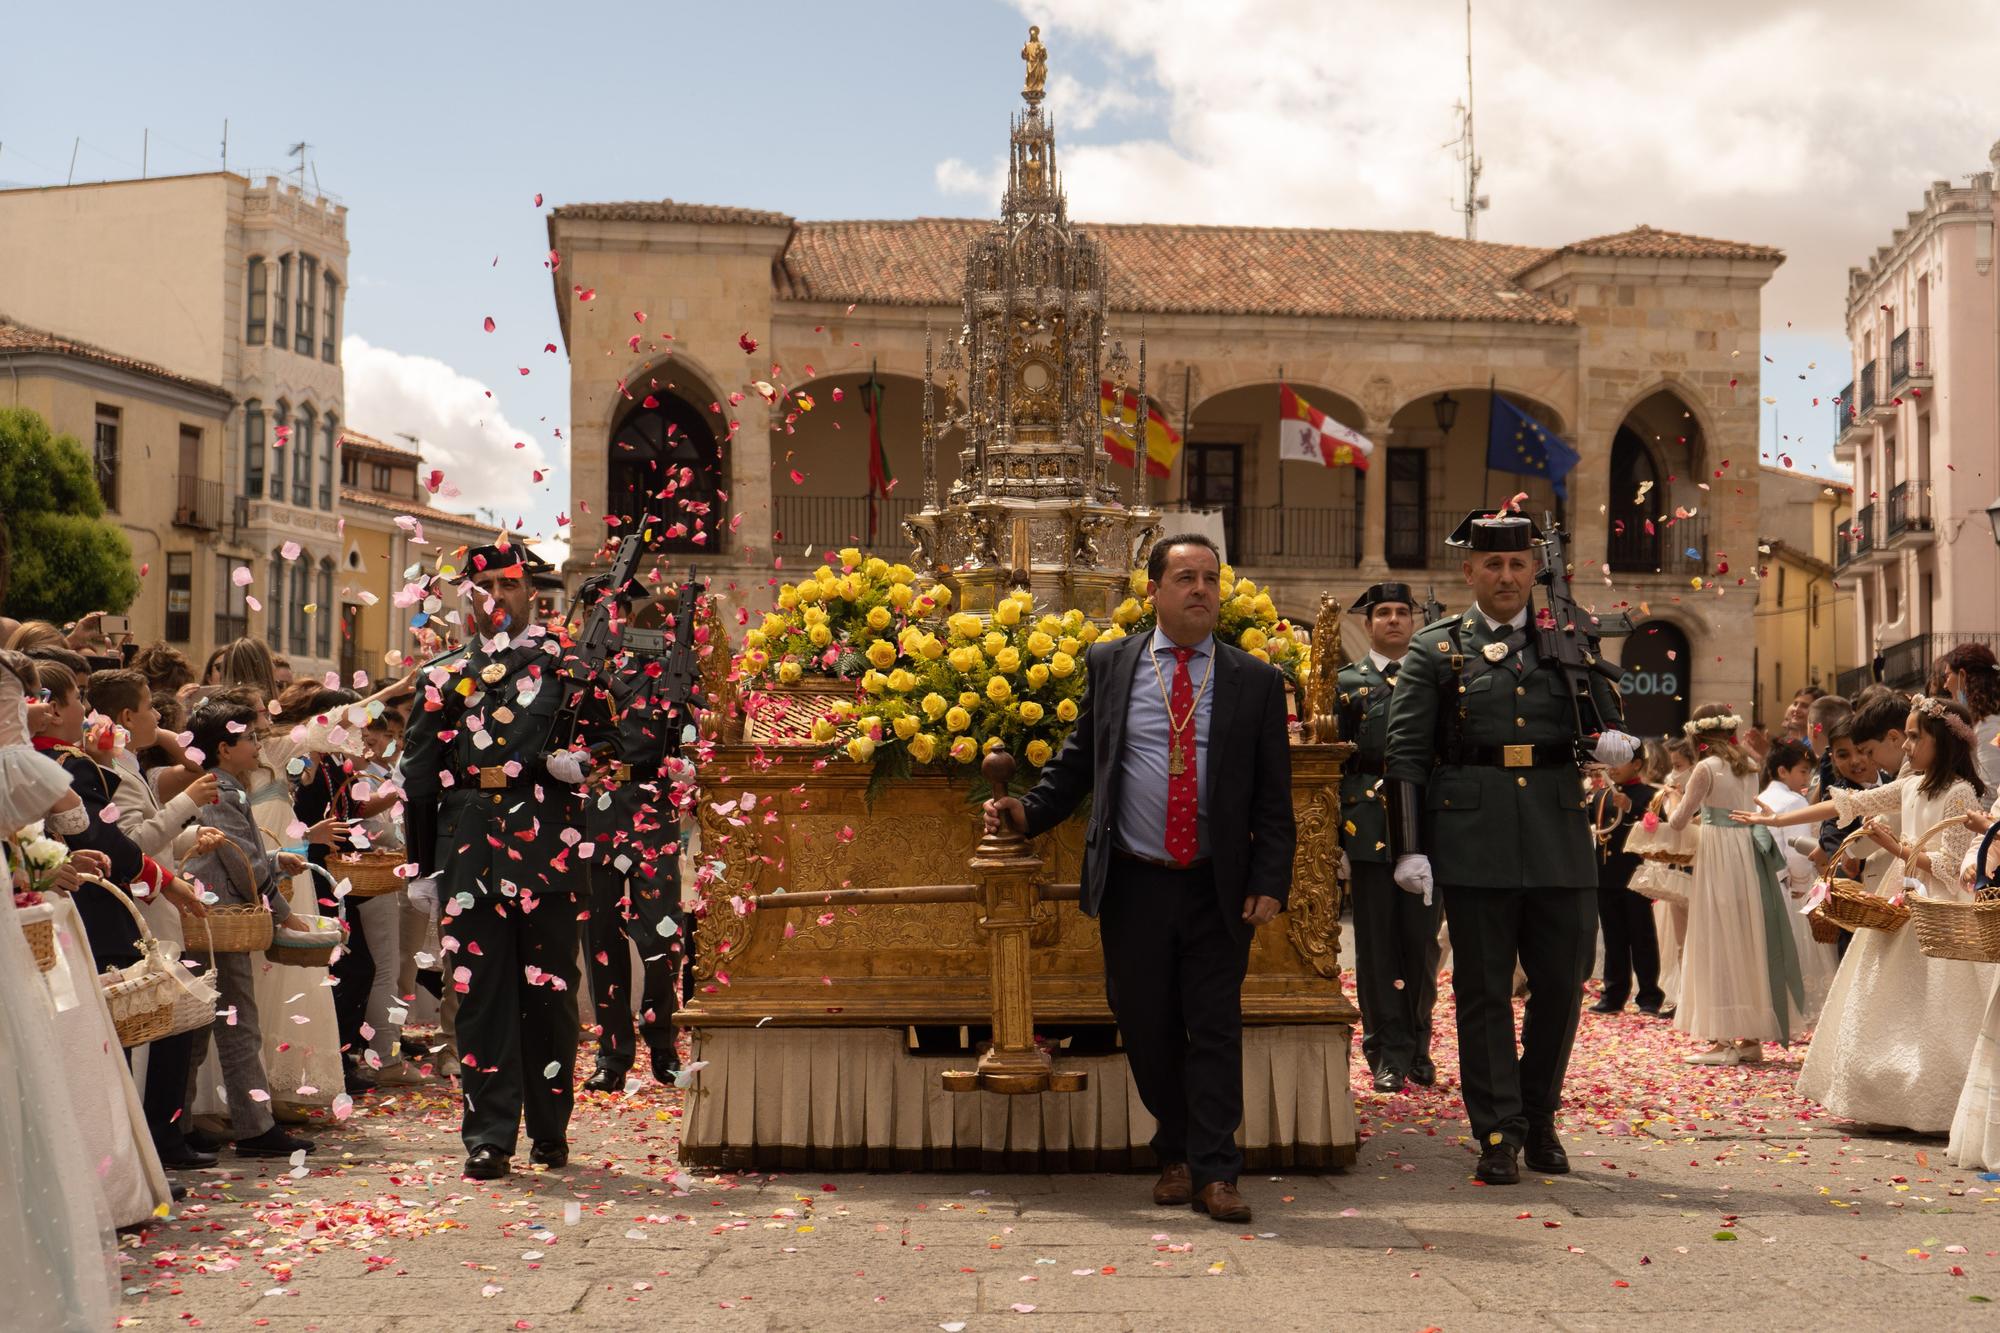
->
[451, 894, 582, 1154]
[1595, 851, 1663, 1009]
[1350, 859, 1442, 1074]
[331, 897, 378, 1061]
[585, 861, 684, 1075]
[1099, 857, 1253, 1190]
[1442, 883, 1594, 1146]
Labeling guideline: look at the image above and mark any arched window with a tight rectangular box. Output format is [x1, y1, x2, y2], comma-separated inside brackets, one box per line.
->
[271, 400, 290, 501]
[321, 272, 339, 362]
[273, 256, 291, 348]
[320, 413, 337, 508]
[1606, 427, 1663, 573]
[607, 390, 726, 553]
[243, 399, 266, 498]
[289, 558, 309, 655]
[246, 257, 267, 345]
[294, 404, 316, 507]
[267, 547, 287, 651]
[315, 558, 335, 657]
[297, 255, 317, 355]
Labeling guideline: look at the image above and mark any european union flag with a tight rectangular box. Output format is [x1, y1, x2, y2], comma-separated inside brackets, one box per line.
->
[1485, 394, 1581, 499]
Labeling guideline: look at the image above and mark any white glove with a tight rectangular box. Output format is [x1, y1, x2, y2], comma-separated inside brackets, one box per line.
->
[1393, 854, 1434, 907]
[1336, 849, 1351, 881]
[544, 750, 588, 785]
[1593, 730, 1639, 766]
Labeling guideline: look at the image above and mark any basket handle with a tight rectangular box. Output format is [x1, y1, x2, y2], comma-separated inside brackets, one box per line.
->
[87, 872, 220, 977]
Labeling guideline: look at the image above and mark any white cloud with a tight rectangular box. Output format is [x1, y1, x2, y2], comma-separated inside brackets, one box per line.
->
[341, 335, 567, 549]
[963, 0, 2000, 337]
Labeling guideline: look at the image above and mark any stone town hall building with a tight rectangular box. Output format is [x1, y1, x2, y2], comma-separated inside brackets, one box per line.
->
[548, 149, 1781, 736]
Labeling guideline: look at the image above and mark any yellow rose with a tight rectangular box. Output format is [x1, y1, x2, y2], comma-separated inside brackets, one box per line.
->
[890, 563, 915, 583]
[742, 649, 769, 671]
[932, 584, 952, 605]
[838, 576, 861, 601]
[1025, 738, 1053, 767]
[810, 718, 837, 743]
[1252, 593, 1276, 618]
[893, 714, 920, 740]
[949, 612, 982, 640]
[776, 587, 799, 611]
[802, 604, 829, 626]
[1036, 615, 1063, 636]
[808, 623, 833, 647]
[992, 599, 1021, 627]
[994, 647, 1021, 674]
[1019, 701, 1045, 725]
[983, 735, 1006, 754]
[745, 628, 768, 650]
[1235, 578, 1257, 598]
[945, 706, 971, 733]
[986, 675, 1012, 702]
[1229, 594, 1254, 617]
[1219, 563, 1235, 586]
[1026, 664, 1050, 688]
[1058, 635, 1081, 656]
[1049, 651, 1076, 678]
[949, 646, 981, 672]
[867, 639, 897, 669]
[1026, 631, 1055, 658]
[1056, 698, 1078, 723]
[845, 736, 876, 762]
[1252, 648, 1271, 663]
[921, 693, 948, 719]
[838, 547, 863, 569]
[1112, 597, 1142, 627]
[1128, 569, 1148, 595]
[777, 659, 803, 684]
[1099, 625, 1126, 641]
[958, 691, 980, 709]
[859, 715, 882, 737]
[887, 668, 917, 693]
[866, 606, 892, 631]
[1239, 627, 1268, 653]
[918, 635, 945, 661]
[831, 701, 857, 720]
[982, 631, 1007, 656]
[795, 580, 824, 604]
[909, 733, 937, 764]
[888, 583, 914, 610]
[1077, 622, 1101, 645]
[861, 671, 886, 695]
[949, 736, 977, 763]
[863, 557, 891, 580]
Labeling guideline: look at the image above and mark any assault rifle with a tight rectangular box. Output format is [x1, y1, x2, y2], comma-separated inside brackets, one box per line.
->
[1534, 512, 1633, 763]
[551, 513, 661, 750]
[621, 571, 707, 756]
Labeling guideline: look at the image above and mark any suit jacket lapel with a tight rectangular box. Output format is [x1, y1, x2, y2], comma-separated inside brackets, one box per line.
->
[1206, 641, 1241, 782]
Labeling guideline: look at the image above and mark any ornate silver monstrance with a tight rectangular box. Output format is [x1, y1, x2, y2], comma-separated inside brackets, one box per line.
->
[905, 30, 1159, 619]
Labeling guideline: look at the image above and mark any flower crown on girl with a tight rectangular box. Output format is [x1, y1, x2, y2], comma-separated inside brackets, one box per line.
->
[1911, 693, 1978, 744]
[1682, 712, 1742, 738]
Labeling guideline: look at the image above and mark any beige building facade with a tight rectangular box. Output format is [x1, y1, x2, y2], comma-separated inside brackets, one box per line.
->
[1833, 143, 2000, 690]
[0, 320, 236, 648]
[1755, 466, 1855, 723]
[0, 171, 352, 672]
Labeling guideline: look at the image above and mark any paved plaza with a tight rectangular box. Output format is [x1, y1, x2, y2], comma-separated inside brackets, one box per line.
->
[116, 980, 2000, 1332]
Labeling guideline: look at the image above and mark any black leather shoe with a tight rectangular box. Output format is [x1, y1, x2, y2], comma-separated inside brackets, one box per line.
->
[1587, 997, 1626, 1014]
[235, 1127, 314, 1158]
[157, 1144, 220, 1170]
[1408, 1058, 1437, 1088]
[582, 1067, 626, 1093]
[529, 1139, 569, 1169]
[464, 1145, 511, 1180]
[1523, 1126, 1570, 1175]
[1474, 1140, 1520, 1185]
[1635, 1003, 1665, 1017]
[169, 1180, 188, 1202]
[1372, 1067, 1407, 1094]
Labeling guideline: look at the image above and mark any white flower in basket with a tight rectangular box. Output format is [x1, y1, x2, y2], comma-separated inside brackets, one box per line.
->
[21, 835, 66, 873]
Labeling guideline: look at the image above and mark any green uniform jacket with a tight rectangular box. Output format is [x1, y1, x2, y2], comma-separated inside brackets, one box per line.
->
[400, 630, 606, 900]
[1383, 609, 1624, 890]
[1336, 657, 1396, 864]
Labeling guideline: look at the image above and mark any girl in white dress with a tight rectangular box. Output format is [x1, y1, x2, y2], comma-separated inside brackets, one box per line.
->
[1671, 705, 1804, 1063]
[0, 651, 89, 840]
[1947, 820, 2000, 1169]
[1647, 740, 1698, 1012]
[1738, 695, 1990, 1133]
[1756, 738, 1841, 1022]
[1937, 643, 2000, 794]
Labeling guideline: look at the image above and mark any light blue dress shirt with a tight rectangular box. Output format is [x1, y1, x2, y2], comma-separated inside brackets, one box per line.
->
[1117, 627, 1215, 859]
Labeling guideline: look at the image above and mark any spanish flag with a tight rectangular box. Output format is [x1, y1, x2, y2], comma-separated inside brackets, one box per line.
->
[1100, 381, 1182, 479]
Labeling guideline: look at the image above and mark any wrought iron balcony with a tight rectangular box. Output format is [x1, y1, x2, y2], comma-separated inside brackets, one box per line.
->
[1890, 326, 1933, 388]
[1232, 505, 1359, 567]
[171, 475, 223, 531]
[1834, 664, 1873, 697]
[1859, 361, 1878, 415]
[1835, 502, 1875, 570]
[1879, 632, 2000, 690]
[1883, 480, 1933, 543]
[1606, 514, 1709, 578]
[772, 494, 924, 553]
[1835, 379, 1868, 446]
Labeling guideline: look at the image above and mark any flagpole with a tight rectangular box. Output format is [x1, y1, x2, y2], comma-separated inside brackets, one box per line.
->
[1275, 368, 1285, 558]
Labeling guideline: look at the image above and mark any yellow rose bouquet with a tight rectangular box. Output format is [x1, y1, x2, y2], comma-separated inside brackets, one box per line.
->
[1120, 562, 1305, 686]
[735, 548, 953, 683]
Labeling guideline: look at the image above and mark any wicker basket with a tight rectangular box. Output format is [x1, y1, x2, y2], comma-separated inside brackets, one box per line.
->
[1911, 820, 2000, 963]
[180, 835, 276, 952]
[265, 865, 348, 966]
[1808, 906, 1843, 945]
[18, 901, 58, 972]
[332, 849, 408, 899]
[93, 877, 217, 1044]
[1810, 816, 1962, 935]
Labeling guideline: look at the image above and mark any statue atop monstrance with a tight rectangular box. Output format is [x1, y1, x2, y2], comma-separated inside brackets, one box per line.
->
[905, 27, 1159, 619]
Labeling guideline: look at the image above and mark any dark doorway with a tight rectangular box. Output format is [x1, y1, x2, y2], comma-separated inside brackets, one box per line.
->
[1384, 448, 1428, 568]
[1606, 428, 1663, 572]
[1185, 443, 1242, 560]
[608, 392, 725, 554]
[1618, 620, 1691, 740]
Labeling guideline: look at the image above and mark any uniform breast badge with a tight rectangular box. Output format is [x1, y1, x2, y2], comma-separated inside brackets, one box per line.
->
[1482, 642, 1509, 663]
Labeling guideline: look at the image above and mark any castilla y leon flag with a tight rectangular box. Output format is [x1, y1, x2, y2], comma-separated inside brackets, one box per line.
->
[1099, 380, 1182, 478]
[1278, 383, 1373, 469]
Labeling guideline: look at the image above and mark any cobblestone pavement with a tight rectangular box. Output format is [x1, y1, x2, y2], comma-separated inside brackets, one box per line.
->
[119, 987, 2000, 1332]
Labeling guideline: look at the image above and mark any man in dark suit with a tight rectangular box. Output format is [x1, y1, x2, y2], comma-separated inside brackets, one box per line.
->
[985, 534, 1296, 1224]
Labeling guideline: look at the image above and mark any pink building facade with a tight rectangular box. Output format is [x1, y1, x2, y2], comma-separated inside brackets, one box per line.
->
[1834, 145, 2000, 693]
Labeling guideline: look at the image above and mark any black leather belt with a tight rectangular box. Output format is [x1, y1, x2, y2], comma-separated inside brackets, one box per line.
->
[1441, 742, 1577, 769]
[1114, 849, 1213, 871]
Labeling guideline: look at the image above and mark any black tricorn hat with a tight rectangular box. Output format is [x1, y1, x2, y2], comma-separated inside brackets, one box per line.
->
[1350, 581, 1418, 616]
[1444, 510, 1544, 552]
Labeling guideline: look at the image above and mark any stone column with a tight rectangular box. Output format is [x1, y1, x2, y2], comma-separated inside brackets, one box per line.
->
[1361, 420, 1389, 569]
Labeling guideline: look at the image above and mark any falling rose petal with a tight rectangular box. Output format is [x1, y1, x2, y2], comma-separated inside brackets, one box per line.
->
[232, 565, 254, 587]
[543, 1061, 562, 1079]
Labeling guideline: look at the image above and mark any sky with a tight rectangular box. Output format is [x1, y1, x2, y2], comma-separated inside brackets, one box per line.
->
[8, 0, 2000, 559]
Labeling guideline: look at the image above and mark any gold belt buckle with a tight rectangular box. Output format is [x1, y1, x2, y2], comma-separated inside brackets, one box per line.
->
[614, 764, 633, 783]
[478, 768, 507, 790]
[1503, 744, 1534, 768]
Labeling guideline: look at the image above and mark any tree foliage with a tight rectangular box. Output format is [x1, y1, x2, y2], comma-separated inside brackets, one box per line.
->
[0, 406, 140, 624]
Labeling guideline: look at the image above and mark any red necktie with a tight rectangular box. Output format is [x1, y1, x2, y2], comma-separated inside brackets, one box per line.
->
[1165, 647, 1199, 866]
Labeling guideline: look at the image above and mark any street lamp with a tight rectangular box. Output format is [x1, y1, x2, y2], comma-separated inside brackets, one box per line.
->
[1433, 392, 1459, 435]
[1986, 495, 2000, 546]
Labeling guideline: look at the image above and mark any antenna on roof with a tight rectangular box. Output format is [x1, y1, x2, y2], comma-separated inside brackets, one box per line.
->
[1443, 0, 1488, 240]
[287, 141, 311, 187]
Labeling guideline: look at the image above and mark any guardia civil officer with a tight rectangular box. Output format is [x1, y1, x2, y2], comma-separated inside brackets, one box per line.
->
[1382, 512, 1636, 1185]
[1337, 582, 1441, 1094]
[400, 537, 608, 1180]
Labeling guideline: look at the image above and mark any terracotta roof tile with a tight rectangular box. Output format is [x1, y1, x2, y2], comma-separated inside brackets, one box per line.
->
[775, 218, 1571, 325]
[1545, 225, 1785, 265]
[0, 318, 233, 400]
[551, 199, 793, 228]
[339, 486, 489, 534]
[338, 428, 420, 463]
